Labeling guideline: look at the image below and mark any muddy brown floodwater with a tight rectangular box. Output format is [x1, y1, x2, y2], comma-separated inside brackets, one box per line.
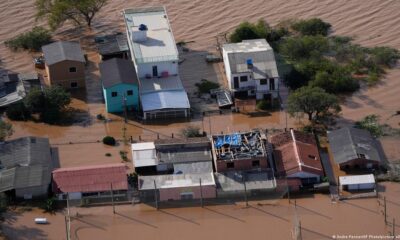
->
[3, 182, 400, 240]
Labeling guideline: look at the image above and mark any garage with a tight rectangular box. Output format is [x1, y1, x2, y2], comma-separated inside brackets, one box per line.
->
[339, 174, 376, 191]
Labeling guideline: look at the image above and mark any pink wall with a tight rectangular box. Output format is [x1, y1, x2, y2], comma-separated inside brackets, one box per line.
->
[159, 185, 216, 201]
[216, 157, 268, 172]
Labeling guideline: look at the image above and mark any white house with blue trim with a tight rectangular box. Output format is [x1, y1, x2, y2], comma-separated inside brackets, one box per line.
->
[123, 7, 190, 120]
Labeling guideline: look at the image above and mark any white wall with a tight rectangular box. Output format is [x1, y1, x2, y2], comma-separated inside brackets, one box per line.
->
[222, 49, 232, 88]
[136, 61, 178, 78]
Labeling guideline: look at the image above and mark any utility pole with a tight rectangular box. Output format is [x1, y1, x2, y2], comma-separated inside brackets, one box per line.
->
[384, 196, 387, 224]
[111, 183, 115, 214]
[64, 215, 69, 240]
[199, 178, 204, 208]
[154, 180, 158, 210]
[123, 93, 128, 123]
[243, 180, 248, 207]
[393, 218, 395, 239]
[299, 220, 303, 240]
[208, 115, 212, 135]
[66, 193, 70, 240]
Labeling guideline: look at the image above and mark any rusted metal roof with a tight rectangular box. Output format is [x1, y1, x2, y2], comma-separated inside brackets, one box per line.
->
[52, 164, 128, 193]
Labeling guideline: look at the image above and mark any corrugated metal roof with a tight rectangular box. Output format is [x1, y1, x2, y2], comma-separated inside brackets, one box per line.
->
[139, 172, 215, 190]
[42, 41, 85, 65]
[96, 33, 129, 56]
[0, 137, 52, 192]
[339, 174, 375, 185]
[223, 39, 279, 79]
[140, 90, 190, 112]
[131, 142, 158, 167]
[139, 75, 184, 93]
[327, 127, 382, 164]
[100, 58, 138, 88]
[52, 164, 128, 193]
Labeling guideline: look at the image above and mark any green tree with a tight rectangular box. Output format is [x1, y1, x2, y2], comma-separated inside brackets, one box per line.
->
[0, 119, 13, 142]
[291, 18, 331, 36]
[5, 27, 52, 51]
[311, 67, 359, 93]
[279, 35, 329, 61]
[287, 86, 341, 122]
[181, 125, 202, 138]
[35, 0, 108, 30]
[24, 87, 46, 114]
[6, 102, 31, 121]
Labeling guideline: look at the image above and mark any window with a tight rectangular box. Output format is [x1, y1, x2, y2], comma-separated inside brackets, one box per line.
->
[358, 153, 366, 159]
[269, 78, 275, 90]
[127, 90, 133, 96]
[260, 79, 267, 85]
[70, 82, 78, 88]
[240, 76, 248, 82]
[308, 155, 316, 160]
[252, 160, 260, 167]
[69, 67, 77, 73]
[227, 162, 235, 169]
[111, 92, 118, 97]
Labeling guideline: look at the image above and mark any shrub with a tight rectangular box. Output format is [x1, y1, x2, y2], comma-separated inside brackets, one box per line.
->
[369, 46, 400, 67]
[42, 197, 57, 213]
[279, 35, 329, 61]
[5, 27, 52, 51]
[354, 114, 384, 137]
[195, 79, 219, 94]
[6, 102, 31, 121]
[181, 125, 202, 138]
[291, 18, 331, 36]
[102, 136, 116, 146]
[256, 98, 280, 111]
[119, 150, 128, 161]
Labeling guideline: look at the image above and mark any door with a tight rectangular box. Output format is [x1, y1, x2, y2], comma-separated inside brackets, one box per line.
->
[233, 76, 239, 89]
[152, 66, 158, 77]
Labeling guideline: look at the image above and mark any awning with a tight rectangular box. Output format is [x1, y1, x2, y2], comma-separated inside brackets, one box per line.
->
[141, 90, 190, 112]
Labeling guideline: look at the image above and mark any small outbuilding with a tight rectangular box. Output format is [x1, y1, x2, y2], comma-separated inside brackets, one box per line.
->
[100, 58, 139, 113]
[339, 174, 376, 191]
[328, 127, 382, 171]
[42, 41, 85, 89]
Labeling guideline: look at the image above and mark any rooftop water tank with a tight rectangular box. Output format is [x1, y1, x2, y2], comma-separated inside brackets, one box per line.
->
[139, 24, 148, 31]
[246, 58, 253, 69]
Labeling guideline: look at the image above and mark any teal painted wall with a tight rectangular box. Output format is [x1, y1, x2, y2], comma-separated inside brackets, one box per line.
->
[103, 83, 139, 113]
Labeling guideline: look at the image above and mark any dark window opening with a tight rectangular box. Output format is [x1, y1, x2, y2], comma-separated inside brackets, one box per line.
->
[240, 76, 248, 82]
[69, 67, 77, 73]
[233, 76, 239, 88]
[252, 160, 260, 167]
[358, 153, 366, 159]
[152, 65, 158, 77]
[71, 82, 78, 88]
[111, 92, 118, 97]
[260, 79, 267, 85]
[269, 78, 275, 90]
[127, 90, 133, 96]
[308, 155, 316, 160]
[227, 162, 235, 169]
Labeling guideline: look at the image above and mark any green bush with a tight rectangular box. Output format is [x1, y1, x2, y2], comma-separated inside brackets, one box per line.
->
[279, 35, 329, 61]
[354, 114, 384, 137]
[6, 102, 31, 121]
[5, 27, 52, 51]
[181, 125, 202, 138]
[369, 46, 400, 67]
[195, 79, 219, 94]
[256, 98, 280, 111]
[102, 136, 116, 146]
[291, 18, 331, 36]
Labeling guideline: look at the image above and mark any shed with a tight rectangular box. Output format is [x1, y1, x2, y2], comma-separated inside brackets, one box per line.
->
[131, 142, 158, 168]
[339, 174, 375, 191]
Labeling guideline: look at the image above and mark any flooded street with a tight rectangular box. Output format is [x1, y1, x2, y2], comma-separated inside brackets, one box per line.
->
[3, 182, 400, 240]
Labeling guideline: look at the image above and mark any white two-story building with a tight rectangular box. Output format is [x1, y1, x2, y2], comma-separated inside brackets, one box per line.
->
[222, 39, 279, 100]
[123, 7, 190, 120]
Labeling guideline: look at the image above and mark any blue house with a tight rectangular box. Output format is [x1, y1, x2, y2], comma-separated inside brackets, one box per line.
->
[100, 58, 139, 113]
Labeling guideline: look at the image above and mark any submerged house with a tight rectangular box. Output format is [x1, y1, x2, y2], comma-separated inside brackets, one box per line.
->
[270, 129, 324, 186]
[327, 127, 382, 171]
[100, 58, 139, 113]
[211, 130, 270, 172]
[0, 137, 53, 199]
[42, 41, 86, 89]
[222, 39, 279, 100]
[52, 164, 128, 201]
[123, 7, 190, 120]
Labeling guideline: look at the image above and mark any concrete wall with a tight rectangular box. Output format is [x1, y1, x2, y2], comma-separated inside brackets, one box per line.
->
[16, 185, 48, 199]
[46, 60, 85, 89]
[159, 185, 216, 201]
[103, 83, 139, 113]
[135, 62, 178, 78]
[216, 157, 268, 172]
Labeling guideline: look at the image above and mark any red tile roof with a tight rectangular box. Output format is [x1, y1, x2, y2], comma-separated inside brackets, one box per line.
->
[52, 164, 128, 193]
[271, 130, 324, 177]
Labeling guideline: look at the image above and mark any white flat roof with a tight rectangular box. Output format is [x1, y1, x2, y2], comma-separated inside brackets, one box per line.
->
[131, 142, 158, 167]
[223, 39, 272, 53]
[124, 7, 178, 63]
[339, 174, 375, 185]
[139, 172, 215, 190]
